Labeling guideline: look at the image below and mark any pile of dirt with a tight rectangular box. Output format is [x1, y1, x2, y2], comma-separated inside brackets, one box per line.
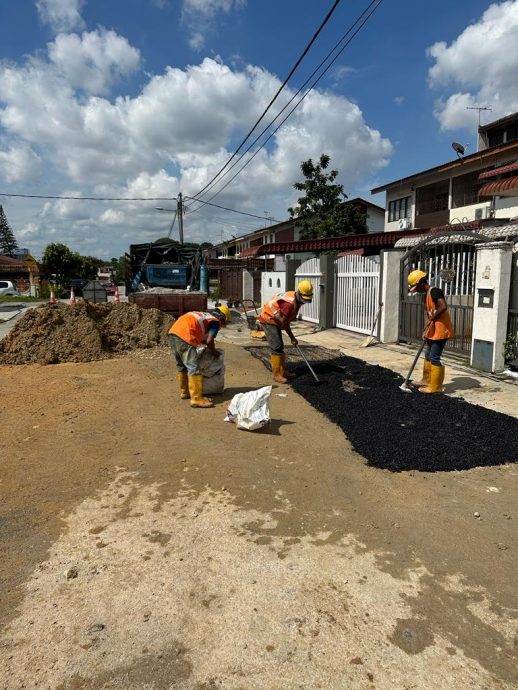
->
[248, 345, 518, 473]
[0, 302, 174, 365]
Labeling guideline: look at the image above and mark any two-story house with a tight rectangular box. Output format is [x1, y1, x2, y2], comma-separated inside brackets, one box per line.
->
[210, 198, 385, 260]
[372, 111, 518, 232]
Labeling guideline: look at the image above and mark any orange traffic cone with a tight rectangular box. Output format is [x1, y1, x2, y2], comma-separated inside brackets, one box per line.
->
[114, 285, 120, 303]
[49, 286, 56, 304]
[69, 287, 76, 305]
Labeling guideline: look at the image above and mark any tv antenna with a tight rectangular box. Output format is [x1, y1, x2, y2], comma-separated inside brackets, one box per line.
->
[466, 105, 492, 127]
[466, 105, 492, 151]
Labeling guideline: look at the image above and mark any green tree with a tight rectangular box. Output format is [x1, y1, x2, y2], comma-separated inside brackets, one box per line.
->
[42, 243, 76, 285]
[0, 205, 19, 256]
[288, 154, 367, 240]
[114, 255, 127, 284]
[77, 255, 103, 279]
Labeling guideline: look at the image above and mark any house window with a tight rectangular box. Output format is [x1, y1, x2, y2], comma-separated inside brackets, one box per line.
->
[488, 130, 505, 147]
[388, 196, 410, 222]
[452, 168, 491, 208]
[507, 126, 518, 143]
[415, 181, 449, 215]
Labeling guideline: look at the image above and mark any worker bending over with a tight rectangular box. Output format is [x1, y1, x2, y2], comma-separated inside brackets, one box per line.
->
[169, 306, 230, 408]
[258, 279, 314, 384]
[407, 270, 454, 393]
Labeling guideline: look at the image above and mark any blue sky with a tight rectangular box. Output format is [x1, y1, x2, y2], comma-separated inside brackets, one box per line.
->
[1, 0, 517, 259]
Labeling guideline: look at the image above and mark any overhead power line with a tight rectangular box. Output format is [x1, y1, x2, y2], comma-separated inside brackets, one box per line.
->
[190, 0, 384, 208]
[184, 196, 282, 223]
[0, 193, 177, 201]
[187, 0, 343, 206]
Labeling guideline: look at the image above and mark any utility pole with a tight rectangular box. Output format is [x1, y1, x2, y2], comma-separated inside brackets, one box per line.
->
[177, 192, 184, 245]
[466, 106, 492, 151]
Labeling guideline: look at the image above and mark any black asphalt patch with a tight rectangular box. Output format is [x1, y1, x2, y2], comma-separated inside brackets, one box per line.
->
[247, 345, 518, 473]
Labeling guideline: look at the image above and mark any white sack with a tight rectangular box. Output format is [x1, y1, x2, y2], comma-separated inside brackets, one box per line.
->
[226, 385, 272, 431]
[197, 347, 225, 394]
[197, 347, 225, 376]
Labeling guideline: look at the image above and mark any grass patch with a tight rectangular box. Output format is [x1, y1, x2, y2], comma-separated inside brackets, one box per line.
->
[0, 295, 43, 303]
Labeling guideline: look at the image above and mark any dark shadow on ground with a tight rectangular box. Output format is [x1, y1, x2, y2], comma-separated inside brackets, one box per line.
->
[443, 376, 483, 393]
[247, 346, 518, 473]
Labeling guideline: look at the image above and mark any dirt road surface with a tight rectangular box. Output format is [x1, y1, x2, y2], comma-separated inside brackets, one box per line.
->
[1, 343, 517, 689]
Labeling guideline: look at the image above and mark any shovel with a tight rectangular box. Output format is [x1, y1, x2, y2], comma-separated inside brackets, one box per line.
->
[294, 344, 322, 384]
[361, 303, 383, 347]
[400, 340, 426, 393]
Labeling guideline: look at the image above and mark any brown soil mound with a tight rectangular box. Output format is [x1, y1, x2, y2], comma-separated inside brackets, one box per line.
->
[0, 302, 174, 365]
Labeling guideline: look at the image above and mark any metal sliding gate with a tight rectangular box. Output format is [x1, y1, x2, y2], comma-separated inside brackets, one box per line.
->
[400, 235, 481, 356]
[334, 254, 380, 334]
[295, 258, 321, 324]
[507, 250, 518, 367]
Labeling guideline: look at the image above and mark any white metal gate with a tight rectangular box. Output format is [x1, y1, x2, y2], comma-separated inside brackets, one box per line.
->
[334, 254, 380, 334]
[295, 258, 321, 324]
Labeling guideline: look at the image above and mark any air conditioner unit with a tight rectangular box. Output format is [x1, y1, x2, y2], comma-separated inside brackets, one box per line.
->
[398, 218, 412, 230]
[475, 206, 493, 220]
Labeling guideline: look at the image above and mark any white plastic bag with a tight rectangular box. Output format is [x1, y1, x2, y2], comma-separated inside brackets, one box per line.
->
[198, 347, 225, 394]
[225, 386, 272, 431]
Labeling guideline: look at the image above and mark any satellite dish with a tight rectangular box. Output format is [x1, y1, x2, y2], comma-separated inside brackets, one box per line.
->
[452, 142, 465, 158]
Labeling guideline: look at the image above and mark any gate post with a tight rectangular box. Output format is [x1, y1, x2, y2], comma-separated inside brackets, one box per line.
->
[471, 241, 513, 372]
[318, 254, 335, 330]
[380, 249, 405, 343]
[285, 258, 301, 291]
[242, 270, 254, 301]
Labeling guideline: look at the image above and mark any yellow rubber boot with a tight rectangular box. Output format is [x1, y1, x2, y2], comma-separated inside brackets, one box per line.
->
[420, 364, 445, 393]
[281, 353, 296, 380]
[414, 359, 431, 389]
[176, 371, 190, 399]
[188, 374, 214, 408]
[271, 354, 288, 384]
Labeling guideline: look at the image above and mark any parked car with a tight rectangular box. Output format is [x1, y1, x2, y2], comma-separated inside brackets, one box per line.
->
[0, 280, 20, 297]
[102, 282, 117, 295]
[69, 278, 89, 296]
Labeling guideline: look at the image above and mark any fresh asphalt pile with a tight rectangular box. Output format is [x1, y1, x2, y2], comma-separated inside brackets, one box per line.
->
[247, 345, 518, 472]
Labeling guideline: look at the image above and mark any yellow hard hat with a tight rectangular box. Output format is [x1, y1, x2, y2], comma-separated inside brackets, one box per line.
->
[407, 270, 427, 289]
[297, 279, 314, 302]
[215, 305, 231, 324]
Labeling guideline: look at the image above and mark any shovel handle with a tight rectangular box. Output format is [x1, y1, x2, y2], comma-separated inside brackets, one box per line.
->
[402, 340, 426, 388]
[295, 344, 320, 383]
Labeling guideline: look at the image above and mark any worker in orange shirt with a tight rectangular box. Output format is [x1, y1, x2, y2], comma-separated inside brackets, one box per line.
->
[407, 270, 454, 393]
[169, 306, 230, 408]
[258, 279, 314, 383]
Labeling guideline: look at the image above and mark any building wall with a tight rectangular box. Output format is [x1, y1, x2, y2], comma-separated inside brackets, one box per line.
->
[366, 208, 385, 233]
[383, 152, 518, 231]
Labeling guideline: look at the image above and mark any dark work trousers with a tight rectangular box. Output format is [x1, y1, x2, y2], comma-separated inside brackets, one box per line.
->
[262, 323, 284, 354]
[424, 338, 447, 366]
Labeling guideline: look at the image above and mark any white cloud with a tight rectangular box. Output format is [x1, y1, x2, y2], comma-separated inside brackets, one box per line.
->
[182, 0, 246, 51]
[189, 32, 205, 51]
[36, 0, 85, 33]
[0, 40, 392, 257]
[0, 143, 43, 182]
[48, 30, 141, 95]
[100, 208, 124, 225]
[427, 0, 518, 129]
[183, 0, 245, 16]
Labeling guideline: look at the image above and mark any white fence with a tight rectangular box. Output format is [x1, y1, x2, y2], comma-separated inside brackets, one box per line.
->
[334, 254, 380, 334]
[261, 271, 286, 306]
[295, 258, 321, 324]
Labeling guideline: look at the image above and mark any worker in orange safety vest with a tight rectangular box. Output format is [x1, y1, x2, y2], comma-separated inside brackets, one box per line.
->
[258, 279, 314, 383]
[169, 306, 230, 408]
[407, 270, 454, 393]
